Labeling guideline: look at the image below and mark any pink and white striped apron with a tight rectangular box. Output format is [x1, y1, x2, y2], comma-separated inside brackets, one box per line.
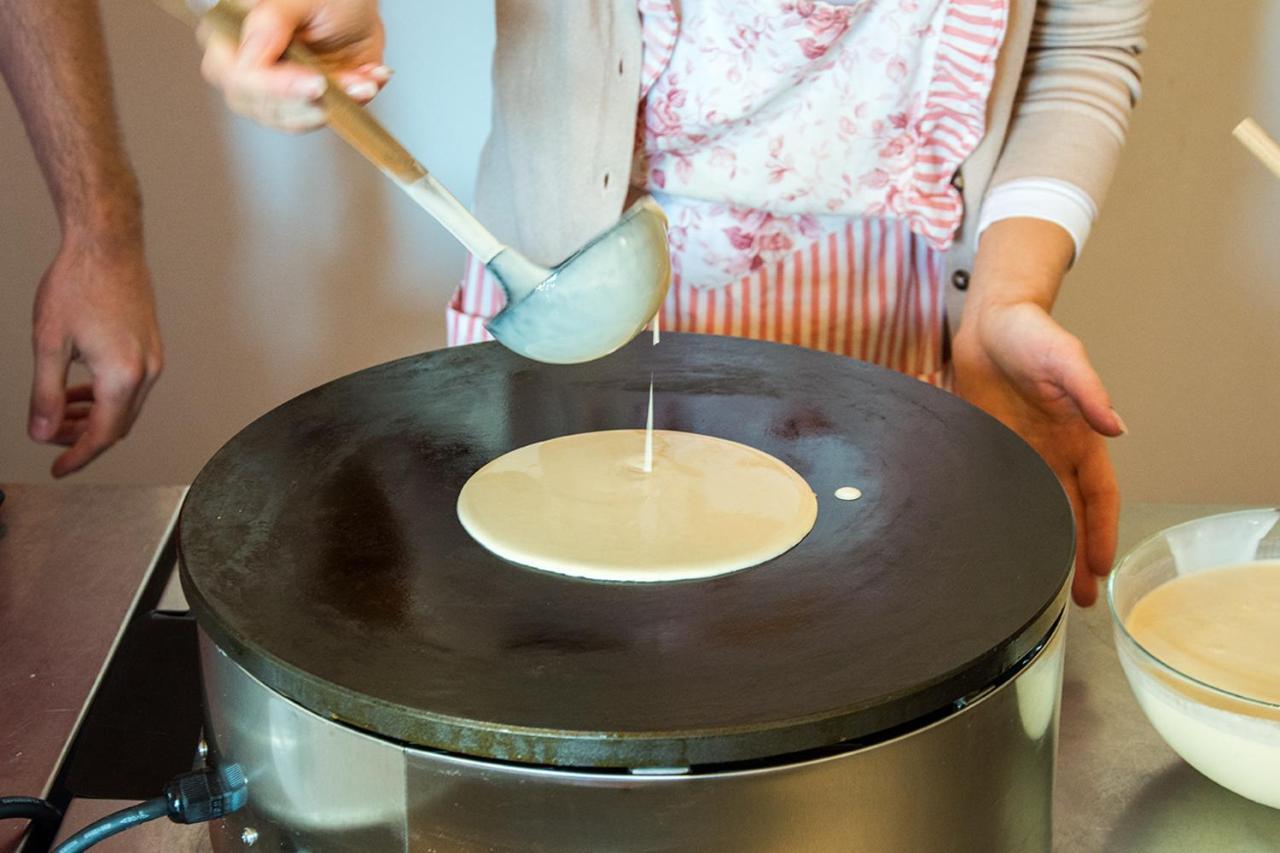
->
[447, 0, 1007, 387]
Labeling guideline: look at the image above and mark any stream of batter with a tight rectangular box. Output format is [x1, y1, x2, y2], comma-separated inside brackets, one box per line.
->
[643, 311, 659, 473]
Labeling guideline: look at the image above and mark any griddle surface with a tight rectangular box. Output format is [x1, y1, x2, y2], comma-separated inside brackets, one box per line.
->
[179, 335, 1072, 767]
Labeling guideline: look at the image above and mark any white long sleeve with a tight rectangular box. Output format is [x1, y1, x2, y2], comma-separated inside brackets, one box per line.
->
[977, 177, 1098, 261]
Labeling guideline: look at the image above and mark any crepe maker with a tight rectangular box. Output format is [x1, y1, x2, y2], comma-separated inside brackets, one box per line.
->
[180, 334, 1073, 852]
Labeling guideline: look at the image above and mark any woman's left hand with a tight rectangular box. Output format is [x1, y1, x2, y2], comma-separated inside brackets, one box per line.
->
[953, 218, 1124, 608]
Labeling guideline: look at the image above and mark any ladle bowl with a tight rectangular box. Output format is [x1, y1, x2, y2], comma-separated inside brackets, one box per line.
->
[487, 198, 671, 363]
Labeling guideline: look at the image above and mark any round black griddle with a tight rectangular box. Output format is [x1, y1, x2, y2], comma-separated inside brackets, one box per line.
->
[179, 334, 1073, 769]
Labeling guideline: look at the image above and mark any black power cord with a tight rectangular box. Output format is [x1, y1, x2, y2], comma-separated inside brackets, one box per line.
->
[52, 798, 167, 852]
[0, 796, 62, 839]
[44, 763, 246, 853]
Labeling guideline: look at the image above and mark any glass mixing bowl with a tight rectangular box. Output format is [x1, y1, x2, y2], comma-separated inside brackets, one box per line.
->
[1108, 509, 1280, 810]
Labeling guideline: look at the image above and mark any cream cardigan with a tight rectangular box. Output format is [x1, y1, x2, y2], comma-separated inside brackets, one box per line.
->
[473, 0, 1149, 329]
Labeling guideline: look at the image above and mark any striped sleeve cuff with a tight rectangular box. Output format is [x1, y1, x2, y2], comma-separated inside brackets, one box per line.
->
[976, 178, 1099, 261]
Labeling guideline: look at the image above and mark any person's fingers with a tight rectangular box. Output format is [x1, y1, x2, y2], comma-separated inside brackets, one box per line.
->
[203, 20, 328, 130]
[227, 87, 328, 132]
[53, 338, 161, 473]
[28, 331, 70, 443]
[1078, 444, 1120, 580]
[1046, 331, 1125, 438]
[222, 66, 326, 120]
[50, 361, 144, 478]
[49, 392, 91, 446]
[52, 411, 131, 476]
[240, 63, 327, 102]
[1071, 537, 1098, 607]
[122, 347, 163, 434]
[199, 2, 390, 131]
[361, 62, 393, 84]
[239, 0, 312, 69]
[331, 70, 381, 102]
[238, 0, 339, 104]
[51, 418, 91, 447]
[61, 403, 92, 422]
[1057, 469, 1098, 608]
[230, 64, 387, 108]
[65, 383, 95, 404]
[200, 30, 237, 88]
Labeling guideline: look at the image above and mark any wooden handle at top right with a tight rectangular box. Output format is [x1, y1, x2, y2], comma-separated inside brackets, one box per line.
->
[1234, 117, 1280, 182]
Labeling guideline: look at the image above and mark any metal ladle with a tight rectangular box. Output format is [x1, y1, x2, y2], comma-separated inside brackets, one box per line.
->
[166, 0, 671, 364]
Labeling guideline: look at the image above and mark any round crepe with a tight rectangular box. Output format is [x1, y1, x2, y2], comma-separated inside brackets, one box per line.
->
[457, 429, 818, 582]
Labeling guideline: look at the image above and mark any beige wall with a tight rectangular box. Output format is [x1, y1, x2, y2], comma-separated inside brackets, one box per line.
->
[2, 4, 1278, 504]
[1054, 2, 1280, 504]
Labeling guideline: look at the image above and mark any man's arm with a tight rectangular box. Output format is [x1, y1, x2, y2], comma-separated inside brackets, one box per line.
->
[0, 0, 162, 477]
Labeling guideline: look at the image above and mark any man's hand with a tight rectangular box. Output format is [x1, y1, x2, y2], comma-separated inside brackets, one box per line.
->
[955, 218, 1124, 607]
[1, 0, 164, 476]
[29, 230, 162, 477]
[198, 0, 388, 132]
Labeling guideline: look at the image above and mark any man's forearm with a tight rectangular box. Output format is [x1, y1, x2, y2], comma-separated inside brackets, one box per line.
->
[0, 0, 141, 243]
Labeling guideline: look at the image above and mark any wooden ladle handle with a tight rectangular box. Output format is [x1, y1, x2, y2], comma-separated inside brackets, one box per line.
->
[1234, 117, 1280, 182]
[196, 0, 427, 184]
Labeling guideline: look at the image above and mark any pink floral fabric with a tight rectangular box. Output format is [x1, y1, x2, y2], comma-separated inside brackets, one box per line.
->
[633, 0, 1008, 289]
[446, 0, 1007, 387]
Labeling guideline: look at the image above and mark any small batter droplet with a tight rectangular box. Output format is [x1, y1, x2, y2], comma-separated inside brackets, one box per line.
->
[835, 486, 862, 501]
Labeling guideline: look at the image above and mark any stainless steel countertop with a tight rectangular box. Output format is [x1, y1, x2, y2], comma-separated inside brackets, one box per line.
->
[1, 488, 1277, 851]
[1054, 503, 1280, 851]
[0, 484, 186, 852]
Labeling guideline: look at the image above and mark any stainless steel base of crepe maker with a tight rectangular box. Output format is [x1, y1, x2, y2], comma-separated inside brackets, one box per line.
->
[200, 609, 1067, 853]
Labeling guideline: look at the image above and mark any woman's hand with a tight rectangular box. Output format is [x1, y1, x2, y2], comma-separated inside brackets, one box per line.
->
[953, 218, 1124, 607]
[198, 0, 388, 132]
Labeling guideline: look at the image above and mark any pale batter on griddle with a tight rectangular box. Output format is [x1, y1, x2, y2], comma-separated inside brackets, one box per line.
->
[457, 429, 817, 581]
